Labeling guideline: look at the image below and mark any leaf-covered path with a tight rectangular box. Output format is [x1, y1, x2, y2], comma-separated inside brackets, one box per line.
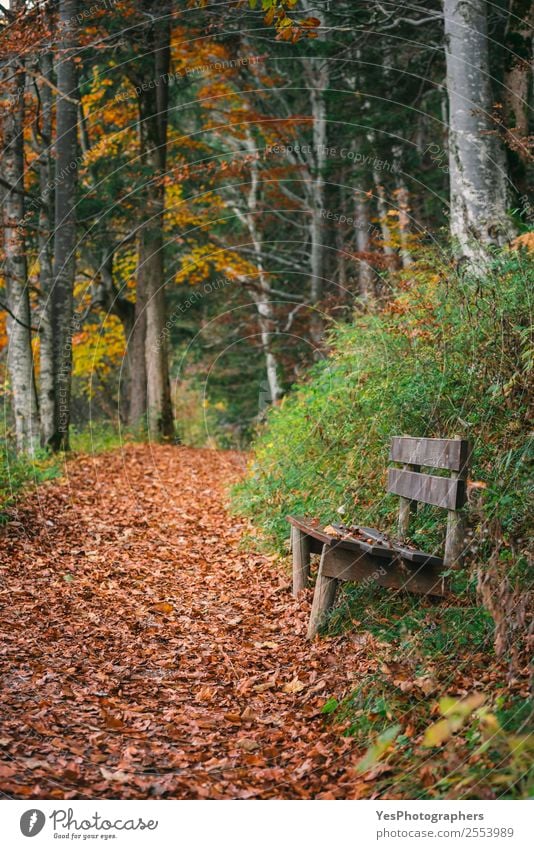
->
[0, 445, 361, 799]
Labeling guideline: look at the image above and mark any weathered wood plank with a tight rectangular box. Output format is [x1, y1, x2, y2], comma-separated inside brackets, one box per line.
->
[444, 458, 468, 568]
[387, 468, 466, 509]
[287, 515, 395, 557]
[321, 547, 448, 596]
[397, 462, 420, 537]
[291, 526, 311, 595]
[306, 546, 339, 640]
[308, 536, 325, 555]
[287, 515, 336, 545]
[393, 543, 443, 568]
[390, 436, 470, 471]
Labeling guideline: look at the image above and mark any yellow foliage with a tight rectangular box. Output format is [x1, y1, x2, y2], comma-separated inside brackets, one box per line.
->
[510, 231, 534, 253]
[72, 315, 125, 397]
[174, 243, 258, 286]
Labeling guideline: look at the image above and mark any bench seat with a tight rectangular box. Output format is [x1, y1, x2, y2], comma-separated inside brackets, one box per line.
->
[287, 515, 443, 568]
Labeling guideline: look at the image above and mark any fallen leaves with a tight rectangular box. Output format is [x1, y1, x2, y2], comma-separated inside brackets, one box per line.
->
[0, 445, 358, 799]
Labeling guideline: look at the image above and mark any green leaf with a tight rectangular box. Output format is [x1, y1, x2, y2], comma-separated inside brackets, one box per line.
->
[321, 698, 339, 714]
[356, 724, 400, 774]
[422, 718, 452, 748]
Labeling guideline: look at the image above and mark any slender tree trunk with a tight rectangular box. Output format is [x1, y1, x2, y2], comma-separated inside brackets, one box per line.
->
[128, 269, 148, 428]
[1, 4, 40, 454]
[503, 0, 533, 162]
[392, 145, 413, 267]
[354, 193, 375, 300]
[251, 289, 282, 405]
[128, 1, 173, 439]
[503, 0, 533, 196]
[144, 221, 173, 439]
[47, 0, 79, 450]
[93, 249, 135, 423]
[37, 50, 55, 446]
[373, 165, 399, 271]
[241, 134, 282, 405]
[306, 57, 329, 345]
[444, 0, 515, 259]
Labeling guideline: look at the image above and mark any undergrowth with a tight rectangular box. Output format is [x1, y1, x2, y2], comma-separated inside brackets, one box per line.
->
[0, 421, 139, 517]
[0, 444, 59, 523]
[233, 248, 533, 798]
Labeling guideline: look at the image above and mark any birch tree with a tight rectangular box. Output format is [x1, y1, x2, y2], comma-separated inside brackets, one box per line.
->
[36, 47, 55, 447]
[0, 0, 40, 455]
[444, 0, 515, 259]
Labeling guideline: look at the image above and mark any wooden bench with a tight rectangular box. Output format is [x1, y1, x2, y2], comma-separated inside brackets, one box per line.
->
[287, 436, 470, 639]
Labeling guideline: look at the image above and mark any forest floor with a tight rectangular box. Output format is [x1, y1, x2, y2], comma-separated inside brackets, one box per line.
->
[0, 444, 368, 799]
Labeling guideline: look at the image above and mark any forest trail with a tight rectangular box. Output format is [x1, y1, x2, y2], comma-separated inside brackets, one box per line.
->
[0, 445, 361, 799]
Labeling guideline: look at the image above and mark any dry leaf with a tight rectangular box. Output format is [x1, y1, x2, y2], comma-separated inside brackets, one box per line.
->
[283, 678, 306, 694]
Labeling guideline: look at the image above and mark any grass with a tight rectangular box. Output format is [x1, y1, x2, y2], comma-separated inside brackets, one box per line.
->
[0, 444, 60, 522]
[317, 584, 532, 799]
[0, 421, 140, 518]
[69, 420, 139, 454]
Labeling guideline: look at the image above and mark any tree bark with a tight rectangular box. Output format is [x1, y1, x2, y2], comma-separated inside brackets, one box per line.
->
[127, 269, 148, 428]
[372, 164, 399, 271]
[444, 0, 515, 260]
[354, 192, 375, 300]
[47, 0, 79, 450]
[127, 0, 173, 439]
[242, 134, 282, 406]
[304, 56, 329, 345]
[503, 0, 533, 161]
[1, 1, 40, 455]
[92, 249, 135, 422]
[37, 49, 55, 447]
[392, 144, 413, 267]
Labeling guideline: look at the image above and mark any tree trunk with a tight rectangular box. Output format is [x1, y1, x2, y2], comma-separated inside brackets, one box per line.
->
[47, 0, 79, 450]
[128, 1, 173, 439]
[503, 0, 533, 161]
[1, 4, 40, 455]
[127, 267, 148, 428]
[144, 223, 174, 439]
[306, 57, 329, 345]
[373, 165, 399, 271]
[392, 144, 413, 267]
[37, 49, 55, 447]
[354, 192, 375, 301]
[241, 134, 283, 406]
[93, 249, 135, 423]
[444, 0, 515, 260]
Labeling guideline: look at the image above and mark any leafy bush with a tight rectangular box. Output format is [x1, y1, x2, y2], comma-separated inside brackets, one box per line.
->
[235, 250, 533, 561]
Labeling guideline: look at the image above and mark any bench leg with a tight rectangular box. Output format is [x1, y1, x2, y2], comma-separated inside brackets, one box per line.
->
[306, 545, 339, 640]
[291, 525, 312, 595]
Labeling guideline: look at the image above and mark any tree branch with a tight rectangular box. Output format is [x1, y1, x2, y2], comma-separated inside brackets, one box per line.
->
[0, 300, 38, 332]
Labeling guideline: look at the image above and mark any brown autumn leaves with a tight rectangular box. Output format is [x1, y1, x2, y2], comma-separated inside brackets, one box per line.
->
[0, 445, 367, 799]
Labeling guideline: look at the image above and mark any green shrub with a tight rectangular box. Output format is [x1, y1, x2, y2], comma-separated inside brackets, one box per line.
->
[234, 247, 533, 716]
[234, 250, 533, 560]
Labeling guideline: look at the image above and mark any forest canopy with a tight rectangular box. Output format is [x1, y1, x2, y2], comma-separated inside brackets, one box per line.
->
[1, 0, 531, 454]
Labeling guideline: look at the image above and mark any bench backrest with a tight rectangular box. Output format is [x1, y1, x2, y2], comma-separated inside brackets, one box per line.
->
[387, 435, 471, 567]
